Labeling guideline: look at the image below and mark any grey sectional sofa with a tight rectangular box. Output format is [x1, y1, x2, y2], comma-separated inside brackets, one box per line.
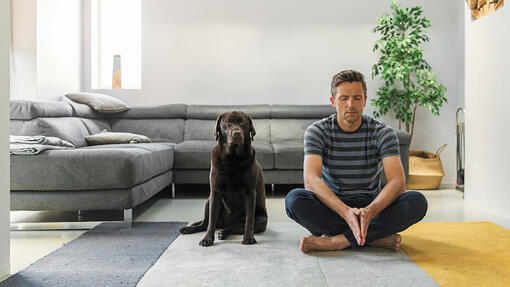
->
[10, 99, 411, 222]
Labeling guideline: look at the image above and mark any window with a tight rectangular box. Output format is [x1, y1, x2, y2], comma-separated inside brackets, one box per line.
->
[91, 0, 141, 89]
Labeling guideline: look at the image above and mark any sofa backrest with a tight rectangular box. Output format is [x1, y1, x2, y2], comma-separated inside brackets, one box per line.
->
[9, 101, 336, 146]
[105, 104, 186, 143]
[10, 99, 99, 148]
[184, 105, 271, 142]
[270, 105, 335, 143]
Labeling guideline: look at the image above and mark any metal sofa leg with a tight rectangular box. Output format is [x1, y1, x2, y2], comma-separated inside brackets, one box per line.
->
[123, 209, 133, 226]
[172, 183, 176, 198]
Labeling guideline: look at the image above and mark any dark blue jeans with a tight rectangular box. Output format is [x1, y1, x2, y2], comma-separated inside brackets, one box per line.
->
[285, 188, 428, 248]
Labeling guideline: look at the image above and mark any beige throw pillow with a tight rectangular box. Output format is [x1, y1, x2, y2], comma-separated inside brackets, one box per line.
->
[85, 130, 152, 145]
[65, 92, 130, 113]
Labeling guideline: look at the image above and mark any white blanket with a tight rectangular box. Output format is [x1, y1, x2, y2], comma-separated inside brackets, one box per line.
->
[10, 135, 75, 155]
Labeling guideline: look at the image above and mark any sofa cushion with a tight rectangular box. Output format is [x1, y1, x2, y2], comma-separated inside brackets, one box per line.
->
[105, 104, 186, 119]
[10, 117, 90, 148]
[273, 141, 304, 169]
[183, 119, 270, 142]
[186, 105, 271, 119]
[10, 143, 174, 191]
[270, 119, 320, 143]
[63, 97, 103, 118]
[173, 140, 273, 170]
[65, 92, 130, 113]
[109, 118, 184, 143]
[85, 130, 152, 145]
[10, 99, 72, 120]
[173, 140, 214, 170]
[79, 118, 111, 135]
[271, 105, 335, 119]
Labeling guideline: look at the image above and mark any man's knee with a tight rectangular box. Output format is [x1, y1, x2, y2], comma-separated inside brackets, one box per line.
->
[285, 188, 312, 219]
[403, 190, 428, 222]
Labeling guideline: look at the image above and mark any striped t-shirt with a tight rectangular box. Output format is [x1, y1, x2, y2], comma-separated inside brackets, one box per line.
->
[304, 113, 400, 196]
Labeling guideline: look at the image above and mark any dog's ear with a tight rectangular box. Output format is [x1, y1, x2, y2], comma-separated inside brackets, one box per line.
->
[213, 113, 224, 141]
[248, 116, 256, 141]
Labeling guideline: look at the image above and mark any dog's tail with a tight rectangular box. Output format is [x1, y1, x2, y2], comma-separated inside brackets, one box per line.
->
[179, 220, 207, 234]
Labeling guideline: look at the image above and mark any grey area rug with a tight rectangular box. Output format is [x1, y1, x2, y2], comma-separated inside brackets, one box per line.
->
[138, 222, 438, 287]
[0, 221, 187, 287]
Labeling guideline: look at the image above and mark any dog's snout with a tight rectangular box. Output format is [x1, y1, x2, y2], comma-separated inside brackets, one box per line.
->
[232, 130, 242, 137]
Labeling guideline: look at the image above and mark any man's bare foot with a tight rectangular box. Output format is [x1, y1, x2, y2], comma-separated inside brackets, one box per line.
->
[367, 234, 401, 251]
[300, 234, 350, 253]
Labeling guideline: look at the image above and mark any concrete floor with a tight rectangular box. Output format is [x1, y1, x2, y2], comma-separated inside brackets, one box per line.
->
[8, 188, 510, 276]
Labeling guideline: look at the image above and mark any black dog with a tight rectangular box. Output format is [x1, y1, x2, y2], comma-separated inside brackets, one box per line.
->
[179, 111, 268, 246]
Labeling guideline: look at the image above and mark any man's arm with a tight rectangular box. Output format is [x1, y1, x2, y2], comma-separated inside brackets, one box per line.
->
[359, 155, 406, 245]
[367, 155, 406, 215]
[304, 154, 362, 244]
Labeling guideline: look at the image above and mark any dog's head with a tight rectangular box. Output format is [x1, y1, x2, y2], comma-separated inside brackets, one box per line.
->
[214, 111, 256, 149]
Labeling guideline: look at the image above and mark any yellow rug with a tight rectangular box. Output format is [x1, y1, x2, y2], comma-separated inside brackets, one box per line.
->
[401, 221, 510, 287]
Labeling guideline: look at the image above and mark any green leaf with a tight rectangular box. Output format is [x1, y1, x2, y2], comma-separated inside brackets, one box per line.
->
[371, 1, 446, 139]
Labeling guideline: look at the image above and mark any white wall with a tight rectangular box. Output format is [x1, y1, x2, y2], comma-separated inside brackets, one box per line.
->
[37, 0, 82, 101]
[465, 5, 510, 219]
[10, 0, 37, 100]
[1, 0, 11, 279]
[10, 0, 81, 101]
[83, 0, 464, 184]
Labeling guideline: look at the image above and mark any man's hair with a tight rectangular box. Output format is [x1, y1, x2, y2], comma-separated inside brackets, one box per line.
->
[330, 70, 367, 98]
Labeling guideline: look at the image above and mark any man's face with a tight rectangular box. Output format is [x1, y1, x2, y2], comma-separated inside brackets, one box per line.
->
[330, 81, 367, 125]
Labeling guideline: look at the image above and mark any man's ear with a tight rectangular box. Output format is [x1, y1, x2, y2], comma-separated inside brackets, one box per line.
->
[248, 116, 256, 141]
[213, 114, 224, 141]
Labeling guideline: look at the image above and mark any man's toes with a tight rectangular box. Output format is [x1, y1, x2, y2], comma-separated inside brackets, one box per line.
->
[394, 234, 401, 251]
[300, 238, 306, 252]
[300, 236, 313, 253]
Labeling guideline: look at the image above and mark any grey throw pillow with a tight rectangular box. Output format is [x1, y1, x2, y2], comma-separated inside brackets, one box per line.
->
[85, 129, 152, 145]
[65, 92, 130, 113]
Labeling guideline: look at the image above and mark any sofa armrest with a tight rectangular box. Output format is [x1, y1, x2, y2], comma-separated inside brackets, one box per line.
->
[380, 130, 410, 188]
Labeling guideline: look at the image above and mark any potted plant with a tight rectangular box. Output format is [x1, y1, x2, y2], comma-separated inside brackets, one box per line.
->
[371, 1, 447, 145]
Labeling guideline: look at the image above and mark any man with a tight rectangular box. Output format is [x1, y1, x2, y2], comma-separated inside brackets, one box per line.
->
[285, 70, 428, 253]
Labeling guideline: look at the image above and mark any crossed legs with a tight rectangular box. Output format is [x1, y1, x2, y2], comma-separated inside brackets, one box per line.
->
[285, 189, 428, 252]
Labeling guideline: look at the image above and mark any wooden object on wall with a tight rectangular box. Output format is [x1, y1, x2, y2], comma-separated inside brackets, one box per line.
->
[466, 0, 504, 19]
[112, 55, 122, 89]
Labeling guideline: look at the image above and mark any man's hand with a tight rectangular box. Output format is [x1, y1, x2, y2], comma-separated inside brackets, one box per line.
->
[341, 207, 362, 245]
[358, 207, 375, 246]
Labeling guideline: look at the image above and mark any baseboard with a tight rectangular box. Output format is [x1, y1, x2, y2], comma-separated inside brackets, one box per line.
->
[464, 200, 510, 227]
[0, 264, 10, 282]
[439, 182, 457, 189]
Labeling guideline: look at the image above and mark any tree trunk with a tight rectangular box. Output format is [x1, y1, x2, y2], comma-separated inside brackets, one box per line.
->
[410, 104, 418, 146]
[405, 102, 410, 133]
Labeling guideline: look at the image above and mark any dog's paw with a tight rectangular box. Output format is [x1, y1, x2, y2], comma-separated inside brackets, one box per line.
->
[242, 237, 257, 245]
[199, 237, 214, 247]
[218, 231, 229, 240]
